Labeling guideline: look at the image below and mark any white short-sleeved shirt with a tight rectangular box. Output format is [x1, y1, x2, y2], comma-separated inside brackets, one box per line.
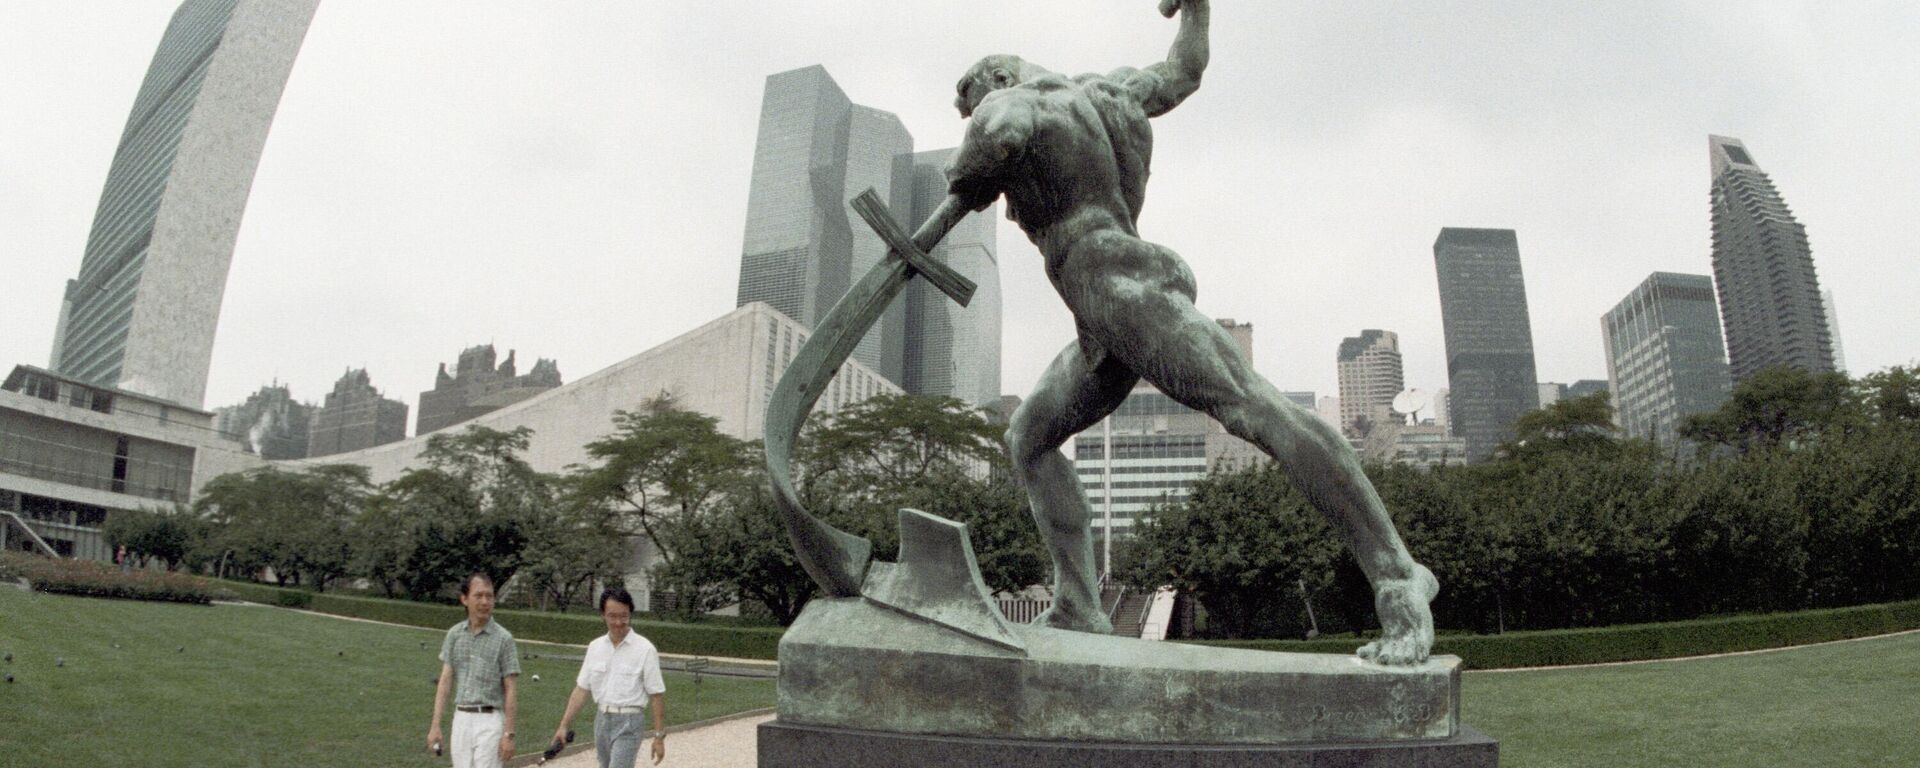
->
[576, 632, 666, 708]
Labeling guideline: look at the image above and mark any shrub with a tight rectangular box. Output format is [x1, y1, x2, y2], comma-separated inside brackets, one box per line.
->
[1193, 597, 1920, 669]
[7, 553, 213, 605]
[304, 593, 785, 659]
[209, 578, 785, 659]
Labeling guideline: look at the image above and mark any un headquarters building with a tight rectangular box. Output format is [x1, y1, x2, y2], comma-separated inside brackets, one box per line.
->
[48, 0, 317, 411]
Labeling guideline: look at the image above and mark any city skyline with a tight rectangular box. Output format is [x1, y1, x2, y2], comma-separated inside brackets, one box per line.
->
[4, 3, 1916, 420]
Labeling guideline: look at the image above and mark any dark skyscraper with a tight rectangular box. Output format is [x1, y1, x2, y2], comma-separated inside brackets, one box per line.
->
[1433, 227, 1539, 462]
[735, 66, 911, 384]
[416, 345, 562, 435]
[1708, 135, 1835, 383]
[903, 148, 1001, 409]
[214, 382, 312, 460]
[735, 66, 1001, 399]
[306, 369, 408, 458]
[48, 0, 318, 409]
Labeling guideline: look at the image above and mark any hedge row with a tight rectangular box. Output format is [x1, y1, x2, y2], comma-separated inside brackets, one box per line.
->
[214, 579, 316, 608]
[1194, 597, 1920, 669]
[213, 579, 784, 659]
[211, 574, 1920, 668]
[4, 553, 213, 605]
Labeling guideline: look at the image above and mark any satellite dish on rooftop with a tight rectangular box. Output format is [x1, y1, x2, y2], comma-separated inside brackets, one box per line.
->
[1391, 389, 1432, 424]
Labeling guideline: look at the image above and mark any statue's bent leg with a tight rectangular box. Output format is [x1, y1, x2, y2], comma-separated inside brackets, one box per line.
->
[1067, 236, 1437, 664]
[1007, 340, 1138, 634]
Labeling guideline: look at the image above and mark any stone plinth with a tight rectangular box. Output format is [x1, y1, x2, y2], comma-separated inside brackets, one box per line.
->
[758, 721, 1500, 768]
[777, 597, 1462, 744]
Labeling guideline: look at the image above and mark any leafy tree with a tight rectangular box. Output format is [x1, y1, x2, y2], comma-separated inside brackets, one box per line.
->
[1856, 365, 1920, 427]
[573, 392, 757, 567]
[367, 425, 553, 600]
[1681, 366, 1860, 451]
[635, 393, 1044, 623]
[649, 488, 794, 621]
[1501, 391, 1619, 456]
[102, 505, 200, 570]
[516, 479, 630, 612]
[1119, 464, 1344, 639]
[195, 465, 368, 588]
[795, 393, 1004, 500]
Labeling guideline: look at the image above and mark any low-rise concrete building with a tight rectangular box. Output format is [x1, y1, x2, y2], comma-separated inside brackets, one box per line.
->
[0, 365, 257, 560]
[284, 302, 898, 483]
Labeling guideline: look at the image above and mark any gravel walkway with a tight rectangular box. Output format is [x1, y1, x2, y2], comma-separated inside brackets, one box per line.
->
[543, 713, 772, 768]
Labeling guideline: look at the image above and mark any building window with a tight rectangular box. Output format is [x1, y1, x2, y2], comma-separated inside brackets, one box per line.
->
[112, 436, 130, 494]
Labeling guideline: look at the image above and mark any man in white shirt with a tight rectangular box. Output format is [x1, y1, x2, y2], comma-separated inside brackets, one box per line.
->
[553, 587, 667, 766]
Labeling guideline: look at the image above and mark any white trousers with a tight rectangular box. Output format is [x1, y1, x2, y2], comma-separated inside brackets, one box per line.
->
[451, 709, 505, 768]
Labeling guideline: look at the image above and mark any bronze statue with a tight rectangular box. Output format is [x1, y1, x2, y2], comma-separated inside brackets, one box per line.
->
[766, 0, 1438, 666]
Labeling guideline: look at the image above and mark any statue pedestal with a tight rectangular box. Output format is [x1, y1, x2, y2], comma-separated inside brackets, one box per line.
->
[758, 720, 1499, 768]
[760, 509, 1498, 765]
[777, 598, 1468, 744]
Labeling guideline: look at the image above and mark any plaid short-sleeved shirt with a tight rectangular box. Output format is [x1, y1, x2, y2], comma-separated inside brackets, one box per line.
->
[439, 619, 521, 708]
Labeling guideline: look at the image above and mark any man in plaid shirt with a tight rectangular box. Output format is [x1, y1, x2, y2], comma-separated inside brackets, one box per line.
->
[427, 572, 522, 767]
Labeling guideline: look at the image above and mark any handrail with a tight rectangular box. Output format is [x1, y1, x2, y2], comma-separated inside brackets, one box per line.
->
[0, 510, 61, 557]
[1104, 584, 1129, 625]
[1132, 591, 1156, 637]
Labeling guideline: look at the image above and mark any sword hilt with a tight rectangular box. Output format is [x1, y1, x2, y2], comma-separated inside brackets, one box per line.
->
[850, 189, 977, 306]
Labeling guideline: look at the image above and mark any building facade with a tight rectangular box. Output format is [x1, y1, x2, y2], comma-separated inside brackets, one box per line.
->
[1708, 135, 1835, 383]
[1071, 320, 1259, 545]
[416, 345, 562, 435]
[1337, 330, 1403, 439]
[283, 303, 899, 483]
[1433, 227, 1540, 462]
[735, 66, 1002, 397]
[1, 366, 256, 561]
[49, 0, 318, 409]
[903, 148, 1002, 409]
[1602, 272, 1731, 446]
[1566, 380, 1609, 400]
[213, 382, 311, 460]
[1822, 289, 1848, 374]
[735, 66, 908, 383]
[306, 369, 408, 458]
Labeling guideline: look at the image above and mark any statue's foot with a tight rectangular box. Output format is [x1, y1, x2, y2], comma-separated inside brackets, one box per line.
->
[1357, 563, 1439, 666]
[1034, 602, 1114, 634]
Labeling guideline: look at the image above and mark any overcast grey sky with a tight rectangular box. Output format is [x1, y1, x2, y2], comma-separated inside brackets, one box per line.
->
[3, 2, 1916, 420]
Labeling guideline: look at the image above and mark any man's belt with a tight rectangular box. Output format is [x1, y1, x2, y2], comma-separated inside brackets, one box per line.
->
[599, 704, 647, 715]
[455, 705, 498, 713]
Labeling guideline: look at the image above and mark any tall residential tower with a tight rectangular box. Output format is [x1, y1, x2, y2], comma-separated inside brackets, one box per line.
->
[1433, 228, 1539, 462]
[1336, 330, 1403, 439]
[48, 0, 318, 409]
[1707, 135, 1834, 383]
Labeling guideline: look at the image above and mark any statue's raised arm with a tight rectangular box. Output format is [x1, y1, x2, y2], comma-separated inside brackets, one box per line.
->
[1133, 0, 1210, 117]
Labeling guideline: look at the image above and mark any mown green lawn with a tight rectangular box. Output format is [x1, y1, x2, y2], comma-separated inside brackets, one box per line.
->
[0, 586, 773, 767]
[4, 584, 1916, 766]
[1466, 630, 1920, 766]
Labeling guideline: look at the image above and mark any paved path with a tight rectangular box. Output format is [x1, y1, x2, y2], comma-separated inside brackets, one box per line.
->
[543, 713, 772, 768]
